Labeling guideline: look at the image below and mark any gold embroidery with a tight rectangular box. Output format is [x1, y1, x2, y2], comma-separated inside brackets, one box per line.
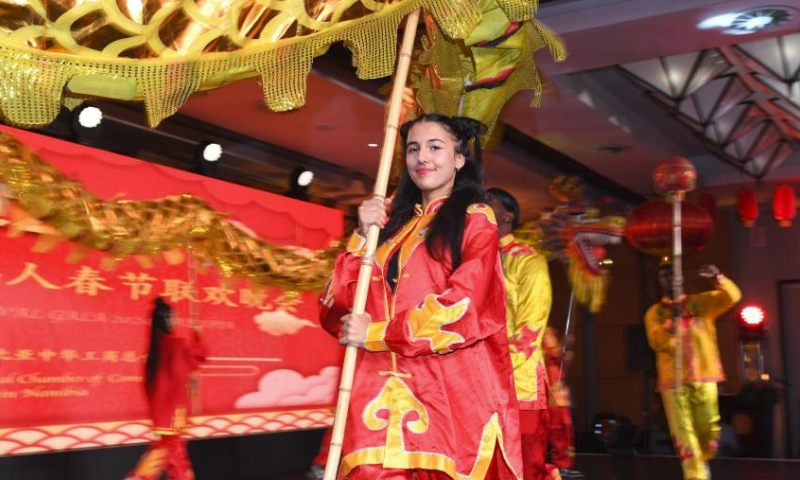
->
[467, 204, 497, 225]
[343, 414, 519, 480]
[363, 376, 429, 455]
[407, 295, 469, 353]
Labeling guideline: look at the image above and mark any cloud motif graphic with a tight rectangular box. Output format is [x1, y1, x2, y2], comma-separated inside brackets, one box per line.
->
[235, 366, 340, 409]
[254, 310, 318, 336]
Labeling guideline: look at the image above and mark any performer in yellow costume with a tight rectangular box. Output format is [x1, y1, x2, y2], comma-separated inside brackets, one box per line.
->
[644, 263, 741, 480]
[488, 188, 558, 480]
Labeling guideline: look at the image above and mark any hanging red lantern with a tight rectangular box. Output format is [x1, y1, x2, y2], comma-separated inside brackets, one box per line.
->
[736, 188, 758, 228]
[653, 157, 698, 194]
[697, 192, 717, 223]
[773, 184, 796, 228]
[625, 199, 714, 256]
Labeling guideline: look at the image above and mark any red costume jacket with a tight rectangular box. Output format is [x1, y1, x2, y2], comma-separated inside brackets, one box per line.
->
[149, 330, 206, 435]
[320, 199, 523, 480]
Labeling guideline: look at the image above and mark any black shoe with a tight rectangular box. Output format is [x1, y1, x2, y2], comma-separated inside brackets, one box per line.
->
[559, 469, 585, 479]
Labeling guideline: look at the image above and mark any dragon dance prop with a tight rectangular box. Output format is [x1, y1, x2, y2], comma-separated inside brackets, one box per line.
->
[0, 131, 340, 290]
[0, 0, 564, 134]
[516, 176, 626, 313]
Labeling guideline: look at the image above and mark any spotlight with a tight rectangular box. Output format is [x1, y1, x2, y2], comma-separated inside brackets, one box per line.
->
[739, 304, 766, 342]
[193, 142, 223, 176]
[297, 170, 314, 187]
[740, 305, 765, 327]
[78, 106, 103, 128]
[69, 104, 104, 142]
[286, 167, 313, 201]
[200, 142, 222, 162]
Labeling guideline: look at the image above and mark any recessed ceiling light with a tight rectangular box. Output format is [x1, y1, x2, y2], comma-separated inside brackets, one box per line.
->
[593, 144, 632, 155]
[367, 143, 378, 148]
[698, 7, 795, 35]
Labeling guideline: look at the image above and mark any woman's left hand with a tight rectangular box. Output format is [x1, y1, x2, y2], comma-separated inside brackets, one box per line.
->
[340, 313, 371, 348]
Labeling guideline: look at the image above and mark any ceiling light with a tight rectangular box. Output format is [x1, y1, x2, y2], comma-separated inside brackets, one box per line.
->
[367, 143, 378, 148]
[286, 167, 313, 201]
[77, 106, 103, 128]
[69, 104, 105, 142]
[698, 13, 739, 29]
[743, 15, 775, 30]
[297, 170, 314, 187]
[200, 142, 222, 162]
[698, 7, 795, 35]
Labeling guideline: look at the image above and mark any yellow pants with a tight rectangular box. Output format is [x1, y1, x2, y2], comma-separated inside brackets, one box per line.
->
[661, 382, 720, 480]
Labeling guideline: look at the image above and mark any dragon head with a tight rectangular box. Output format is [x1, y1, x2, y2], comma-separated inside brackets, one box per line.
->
[516, 177, 626, 312]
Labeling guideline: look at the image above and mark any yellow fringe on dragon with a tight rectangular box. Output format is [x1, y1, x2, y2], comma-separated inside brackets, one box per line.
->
[0, 131, 338, 290]
[0, 0, 562, 129]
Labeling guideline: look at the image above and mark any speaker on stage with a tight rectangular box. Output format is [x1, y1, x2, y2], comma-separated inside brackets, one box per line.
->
[719, 384, 780, 458]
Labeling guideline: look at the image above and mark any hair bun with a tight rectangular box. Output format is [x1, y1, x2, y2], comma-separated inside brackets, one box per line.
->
[452, 117, 486, 139]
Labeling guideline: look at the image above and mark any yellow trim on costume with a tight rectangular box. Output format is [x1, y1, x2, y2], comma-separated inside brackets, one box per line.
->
[342, 413, 520, 480]
[398, 214, 434, 271]
[133, 447, 168, 477]
[499, 233, 515, 248]
[407, 295, 469, 353]
[467, 203, 497, 225]
[376, 221, 414, 271]
[152, 406, 189, 436]
[364, 321, 390, 352]
[346, 231, 367, 256]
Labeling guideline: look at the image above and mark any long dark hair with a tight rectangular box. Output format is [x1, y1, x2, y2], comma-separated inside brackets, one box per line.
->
[145, 297, 172, 394]
[380, 114, 487, 270]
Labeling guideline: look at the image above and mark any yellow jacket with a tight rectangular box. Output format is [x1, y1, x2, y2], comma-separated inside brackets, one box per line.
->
[500, 234, 552, 410]
[644, 276, 741, 390]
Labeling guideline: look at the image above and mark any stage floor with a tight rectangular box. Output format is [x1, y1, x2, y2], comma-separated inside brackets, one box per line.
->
[273, 454, 800, 480]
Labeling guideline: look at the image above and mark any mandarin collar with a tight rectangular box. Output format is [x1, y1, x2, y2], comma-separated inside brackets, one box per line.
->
[414, 196, 448, 217]
[499, 234, 516, 248]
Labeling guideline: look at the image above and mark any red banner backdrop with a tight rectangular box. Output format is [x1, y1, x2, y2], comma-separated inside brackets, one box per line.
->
[0, 126, 344, 455]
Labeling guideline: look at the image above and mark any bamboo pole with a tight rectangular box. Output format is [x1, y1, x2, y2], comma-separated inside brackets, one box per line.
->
[557, 291, 575, 383]
[671, 193, 684, 391]
[322, 10, 421, 480]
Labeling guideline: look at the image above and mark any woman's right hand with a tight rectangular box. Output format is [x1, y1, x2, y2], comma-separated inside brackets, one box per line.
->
[358, 196, 391, 237]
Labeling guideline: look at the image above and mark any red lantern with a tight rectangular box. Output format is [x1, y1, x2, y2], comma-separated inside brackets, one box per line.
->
[736, 188, 758, 228]
[773, 184, 796, 228]
[697, 192, 717, 223]
[653, 157, 698, 194]
[625, 199, 714, 256]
